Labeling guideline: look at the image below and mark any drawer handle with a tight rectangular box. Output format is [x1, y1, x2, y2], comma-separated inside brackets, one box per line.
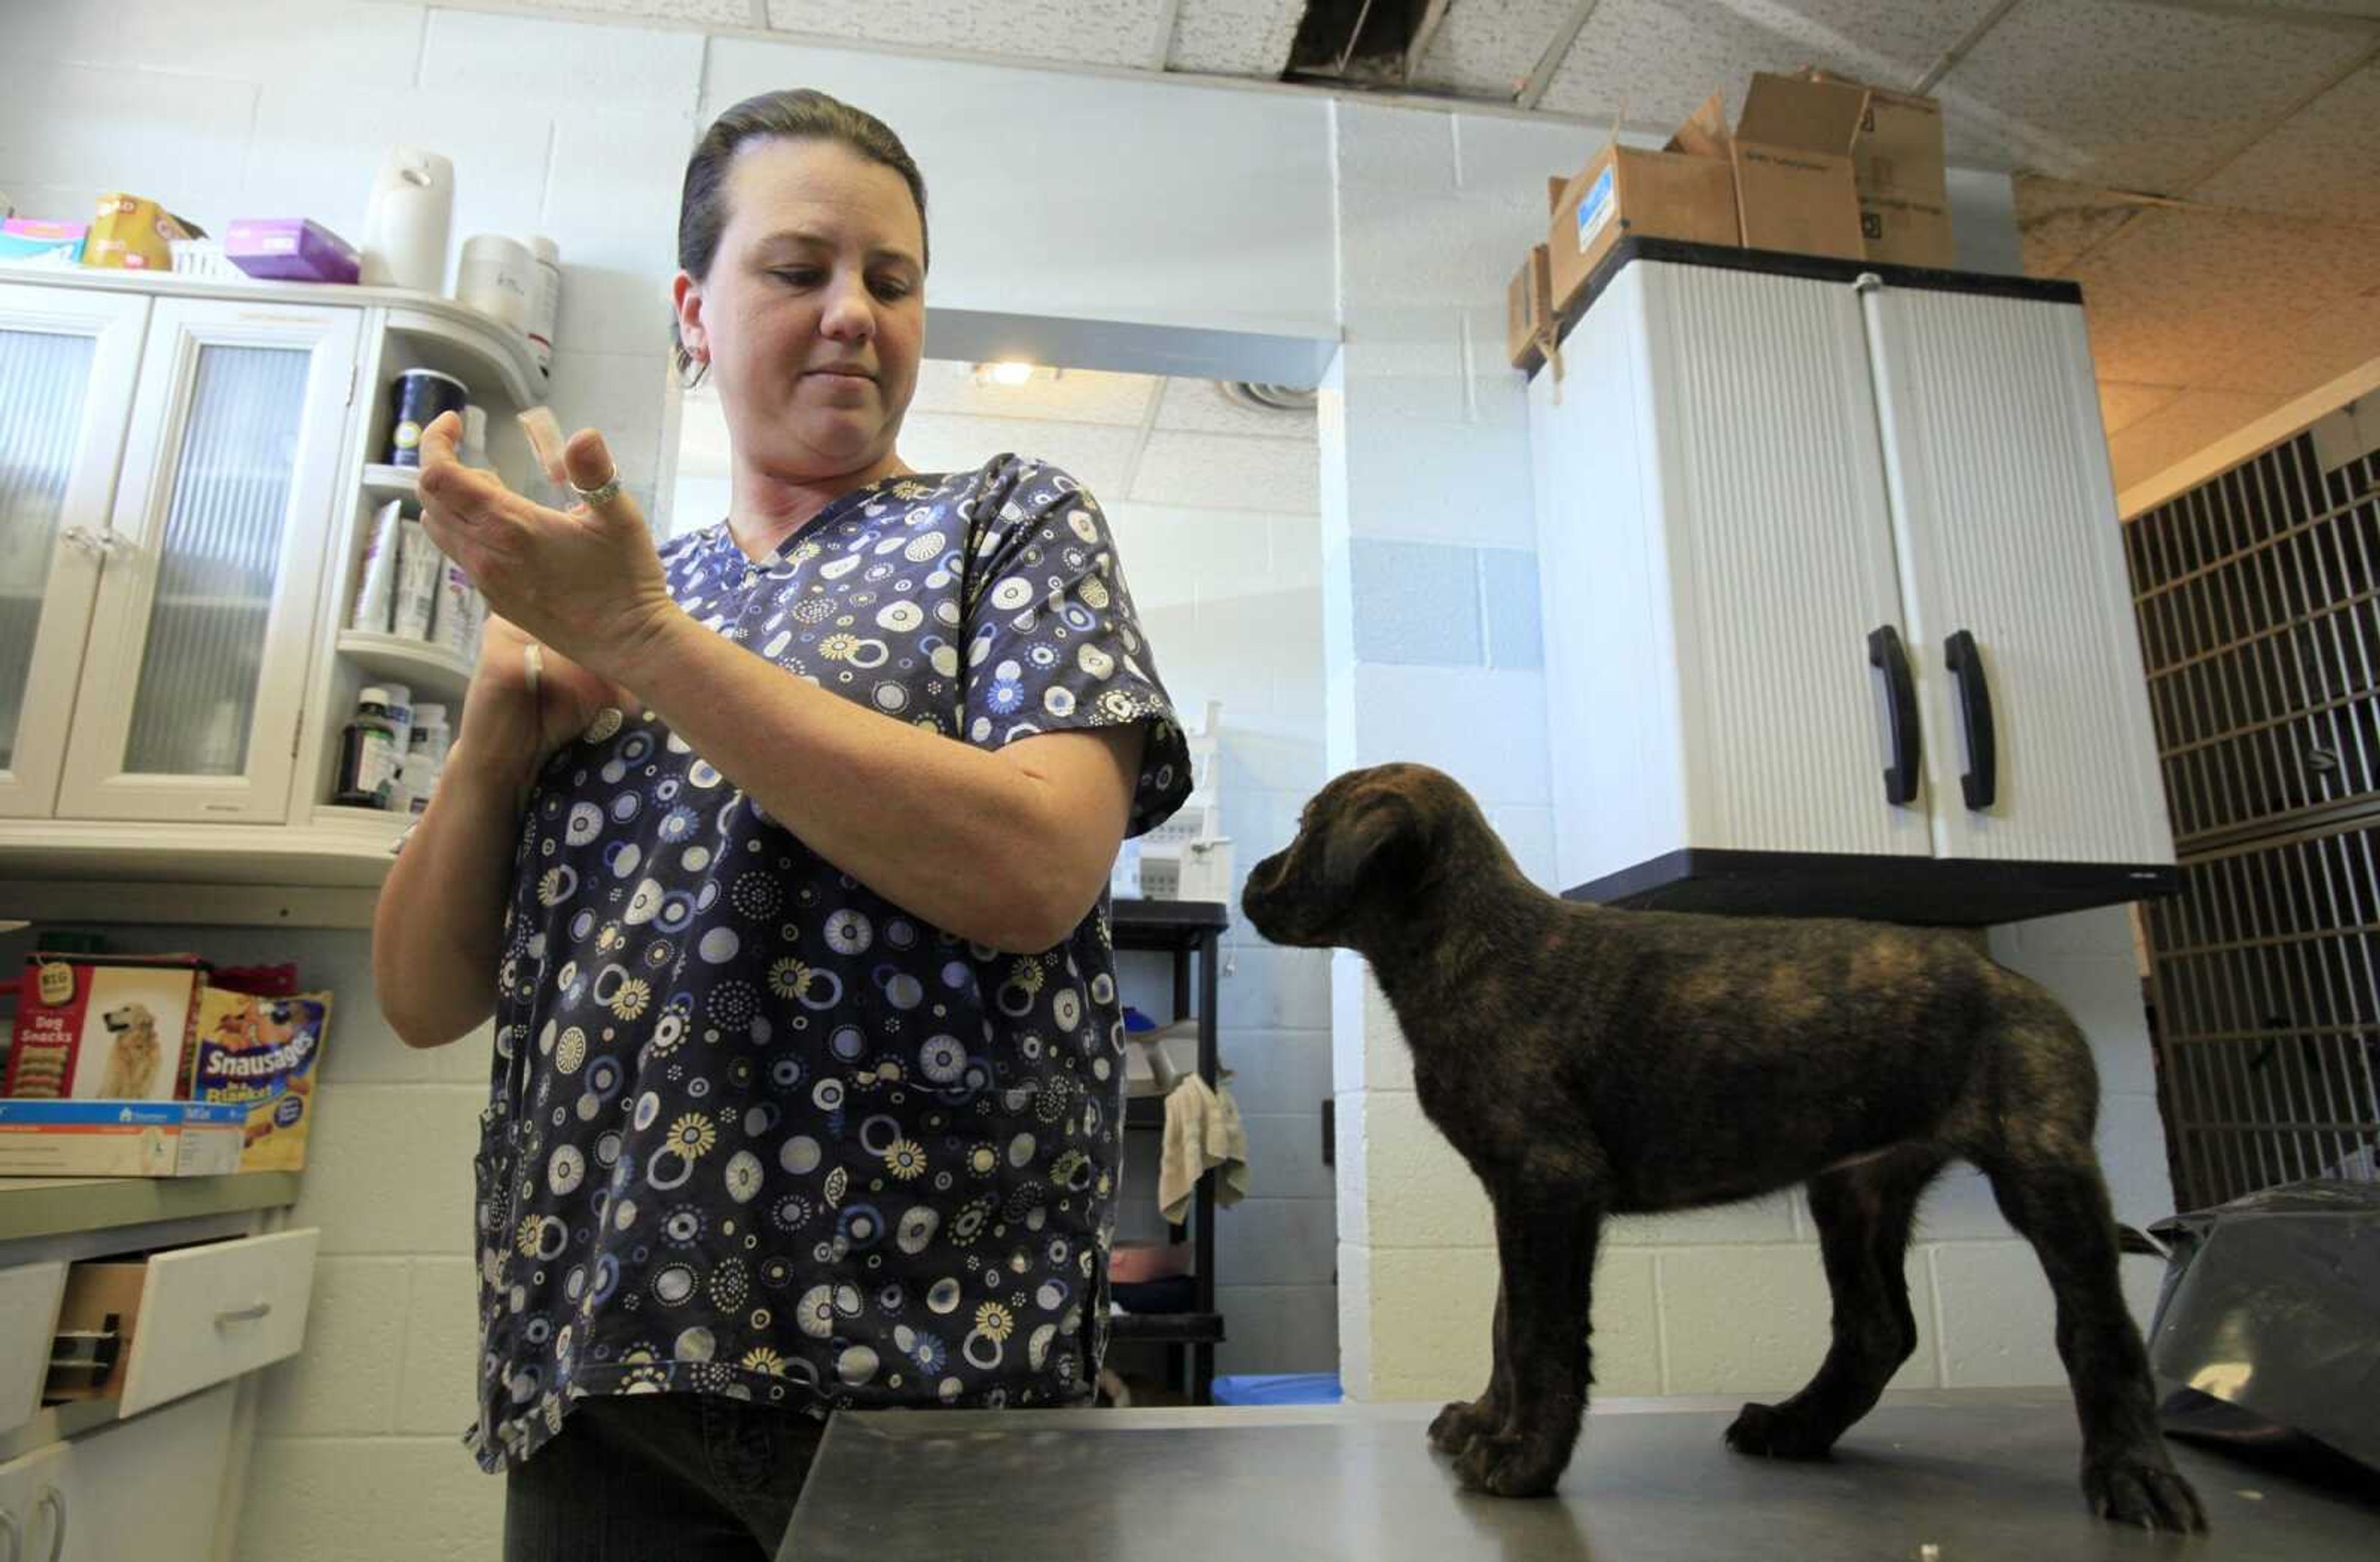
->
[0, 1504, 21, 1562]
[33, 1487, 61, 1562]
[216, 1300, 273, 1327]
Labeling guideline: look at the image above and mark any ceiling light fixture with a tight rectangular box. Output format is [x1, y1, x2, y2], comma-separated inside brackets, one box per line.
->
[974, 361, 1036, 387]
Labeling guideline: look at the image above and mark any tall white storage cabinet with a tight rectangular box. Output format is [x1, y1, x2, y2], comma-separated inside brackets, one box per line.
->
[1532, 239, 2177, 924]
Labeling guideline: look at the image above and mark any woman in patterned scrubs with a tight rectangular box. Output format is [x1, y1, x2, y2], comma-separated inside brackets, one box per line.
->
[375, 89, 1189, 1561]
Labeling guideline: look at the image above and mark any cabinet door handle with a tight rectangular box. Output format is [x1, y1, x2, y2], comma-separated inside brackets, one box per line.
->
[1944, 629, 1998, 810]
[1867, 624, 1921, 806]
[216, 1299, 273, 1326]
[33, 1487, 60, 1562]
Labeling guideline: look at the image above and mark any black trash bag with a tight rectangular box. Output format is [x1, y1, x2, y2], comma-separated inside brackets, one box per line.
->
[2146, 1179, 2380, 1481]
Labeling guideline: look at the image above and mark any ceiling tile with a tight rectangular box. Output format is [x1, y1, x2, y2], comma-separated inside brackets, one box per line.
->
[2107, 386, 2287, 493]
[909, 360, 1159, 424]
[509, 0, 754, 22]
[2014, 174, 2146, 277]
[2097, 380, 2187, 437]
[1129, 430, 1321, 512]
[1169, 0, 1305, 76]
[1937, 0, 2375, 188]
[1411, 0, 1578, 99]
[1153, 379, 1320, 439]
[2192, 61, 2380, 223]
[1538, 0, 1999, 125]
[894, 412, 1143, 496]
[766, 1, 1168, 69]
[2070, 205, 2379, 392]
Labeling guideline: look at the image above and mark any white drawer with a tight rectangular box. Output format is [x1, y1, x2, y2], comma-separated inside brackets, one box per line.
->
[119, 1229, 317, 1416]
[0, 1262, 66, 1437]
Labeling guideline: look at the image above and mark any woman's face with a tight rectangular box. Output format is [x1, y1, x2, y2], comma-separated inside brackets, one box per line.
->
[675, 138, 925, 482]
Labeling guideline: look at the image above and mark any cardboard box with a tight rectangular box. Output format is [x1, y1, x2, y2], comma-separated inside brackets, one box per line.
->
[0, 218, 87, 265]
[1506, 244, 1553, 371]
[3, 954, 208, 1101]
[1796, 70, 1955, 268]
[1549, 142, 1739, 313]
[0, 1100, 245, 1177]
[187, 989, 332, 1172]
[1670, 75, 1866, 261]
[83, 193, 200, 271]
[47, 1260, 147, 1402]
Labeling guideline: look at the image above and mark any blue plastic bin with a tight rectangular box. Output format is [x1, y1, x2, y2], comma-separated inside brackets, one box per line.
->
[1210, 1372, 1342, 1406]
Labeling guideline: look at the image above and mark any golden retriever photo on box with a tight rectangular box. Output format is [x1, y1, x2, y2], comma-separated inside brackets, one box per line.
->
[95, 1002, 163, 1099]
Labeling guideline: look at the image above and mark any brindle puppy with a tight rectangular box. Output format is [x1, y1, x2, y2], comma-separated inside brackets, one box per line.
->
[1241, 762, 2205, 1533]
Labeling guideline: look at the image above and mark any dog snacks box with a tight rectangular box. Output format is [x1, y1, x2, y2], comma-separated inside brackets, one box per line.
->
[2, 955, 208, 1101]
[187, 989, 332, 1173]
[0, 1100, 245, 1178]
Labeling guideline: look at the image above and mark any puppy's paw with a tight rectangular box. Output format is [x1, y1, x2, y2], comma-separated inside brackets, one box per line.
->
[2083, 1451, 2208, 1533]
[1452, 1432, 1569, 1498]
[1722, 1401, 1838, 1461]
[1428, 1398, 1497, 1456]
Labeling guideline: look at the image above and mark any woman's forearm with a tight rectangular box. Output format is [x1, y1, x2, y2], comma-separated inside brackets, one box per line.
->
[371, 746, 528, 1048]
[615, 611, 1132, 952]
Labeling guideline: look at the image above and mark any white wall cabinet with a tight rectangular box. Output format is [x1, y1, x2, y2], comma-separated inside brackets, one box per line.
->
[58, 298, 358, 825]
[1531, 240, 2176, 924]
[0, 268, 540, 885]
[0, 284, 149, 821]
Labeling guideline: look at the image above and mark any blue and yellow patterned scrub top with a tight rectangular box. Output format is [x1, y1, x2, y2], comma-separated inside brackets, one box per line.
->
[465, 456, 1189, 1470]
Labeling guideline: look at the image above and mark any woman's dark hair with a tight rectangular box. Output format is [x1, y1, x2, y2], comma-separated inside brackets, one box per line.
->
[674, 88, 929, 377]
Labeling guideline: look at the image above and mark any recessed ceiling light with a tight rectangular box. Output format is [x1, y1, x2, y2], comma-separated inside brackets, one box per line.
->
[974, 361, 1037, 387]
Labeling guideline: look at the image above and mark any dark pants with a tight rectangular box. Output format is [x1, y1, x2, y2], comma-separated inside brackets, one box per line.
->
[504, 1394, 827, 1562]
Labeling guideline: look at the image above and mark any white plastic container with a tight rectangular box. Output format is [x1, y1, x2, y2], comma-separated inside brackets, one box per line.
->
[350, 499, 401, 632]
[392, 521, 440, 641]
[430, 555, 476, 659]
[456, 234, 535, 330]
[402, 704, 452, 816]
[358, 147, 454, 293]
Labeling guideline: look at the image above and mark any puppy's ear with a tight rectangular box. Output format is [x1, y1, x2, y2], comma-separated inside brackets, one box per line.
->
[1320, 787, 1422, 902]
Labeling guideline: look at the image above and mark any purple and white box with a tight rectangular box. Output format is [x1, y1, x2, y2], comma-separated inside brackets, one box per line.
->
[224, 218, 361, 284]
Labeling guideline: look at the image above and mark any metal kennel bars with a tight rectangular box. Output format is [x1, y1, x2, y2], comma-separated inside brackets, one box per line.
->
[2125, 425, 2380, 1211]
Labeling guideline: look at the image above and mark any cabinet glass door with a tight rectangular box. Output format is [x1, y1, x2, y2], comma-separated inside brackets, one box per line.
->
[0, 285, 149, 818]
[59, 297, 358, 824]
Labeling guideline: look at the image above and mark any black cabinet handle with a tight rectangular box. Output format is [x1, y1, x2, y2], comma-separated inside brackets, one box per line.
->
[1867, 624, 1920, 806]
[1944, 629, 1998, 810]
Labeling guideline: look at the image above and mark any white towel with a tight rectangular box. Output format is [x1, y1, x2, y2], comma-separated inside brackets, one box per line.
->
[1158, 1073, 1249, 1225]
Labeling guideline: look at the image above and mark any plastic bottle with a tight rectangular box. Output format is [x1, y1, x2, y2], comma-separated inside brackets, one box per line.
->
[333, 687, 403, 808]
[403, 703, 452, 816]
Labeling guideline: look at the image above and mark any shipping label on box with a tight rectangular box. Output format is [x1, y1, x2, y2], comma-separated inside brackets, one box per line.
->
[1859, 193, 1957, 270]
[3, 955, 206, 1101]
[188, 989, 331, 1172]
[0, 1100, 245, 1177]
